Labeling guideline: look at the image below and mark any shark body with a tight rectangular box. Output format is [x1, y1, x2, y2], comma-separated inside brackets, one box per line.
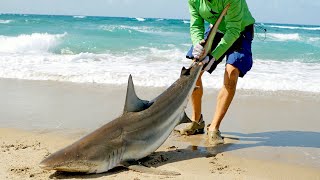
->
[39, 64, 202, 174]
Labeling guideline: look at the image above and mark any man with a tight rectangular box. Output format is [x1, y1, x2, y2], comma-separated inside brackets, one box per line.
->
[179, 0, 255, 145]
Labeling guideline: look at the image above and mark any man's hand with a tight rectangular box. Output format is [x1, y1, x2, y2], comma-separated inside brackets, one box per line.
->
[200, 56, 215, 71]
[192, 40, 206, 59]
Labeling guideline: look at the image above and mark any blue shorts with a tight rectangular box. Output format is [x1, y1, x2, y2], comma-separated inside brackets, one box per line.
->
[186, 25, 254, 77]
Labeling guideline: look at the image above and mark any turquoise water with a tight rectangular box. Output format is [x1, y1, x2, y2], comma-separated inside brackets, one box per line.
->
[0, 14, 320, 92]
[0, 14, 190, 54]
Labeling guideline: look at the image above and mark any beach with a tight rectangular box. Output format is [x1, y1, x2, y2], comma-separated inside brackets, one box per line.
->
[1, 78, 319, 179]
[1, 14, 320, 179]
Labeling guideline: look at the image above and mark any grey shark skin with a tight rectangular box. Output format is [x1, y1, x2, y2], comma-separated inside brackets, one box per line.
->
[39, 64, 203, 174]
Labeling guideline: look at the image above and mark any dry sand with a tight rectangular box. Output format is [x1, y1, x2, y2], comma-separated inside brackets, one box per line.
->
[0, 78, 320, 179]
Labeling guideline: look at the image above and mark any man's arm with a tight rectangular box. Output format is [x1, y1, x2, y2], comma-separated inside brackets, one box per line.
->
[211, 0, 243, 60]
[189, 0, 205, 46]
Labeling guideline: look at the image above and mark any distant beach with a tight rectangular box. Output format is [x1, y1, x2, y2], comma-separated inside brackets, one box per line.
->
[0, 13, 320, 179]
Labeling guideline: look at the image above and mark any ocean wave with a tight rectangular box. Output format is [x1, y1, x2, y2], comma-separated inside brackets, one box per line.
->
[135, 17, 146, 22]
[0, 48, 186, 86]
[183, 20, 190, 24]
[73, 16, 86, 19]
[0, 19, 13, 24]
[100, 25, 164, 34]
[232, 60, 320, 92]
[308, 37, 320, 42]
[0, 49, 319, 93]
[269, 25, 320, 31]
[0, 32, 67, 53]
[267, 33, 300, 41]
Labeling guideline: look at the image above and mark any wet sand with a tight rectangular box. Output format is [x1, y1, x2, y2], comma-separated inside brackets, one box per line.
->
[0, 78, 320, 179]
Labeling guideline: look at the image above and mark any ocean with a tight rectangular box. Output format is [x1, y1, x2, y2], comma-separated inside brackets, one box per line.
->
[0, 14, 319, 93]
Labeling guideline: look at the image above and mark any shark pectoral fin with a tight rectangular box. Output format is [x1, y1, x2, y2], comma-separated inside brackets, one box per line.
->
[123, 75, 150, 113]
[124, 163, 181, 176]
[178, 111, 193, 125]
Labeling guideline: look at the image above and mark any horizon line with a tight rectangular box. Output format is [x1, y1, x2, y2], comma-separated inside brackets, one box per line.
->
[1, 12, 320, 27]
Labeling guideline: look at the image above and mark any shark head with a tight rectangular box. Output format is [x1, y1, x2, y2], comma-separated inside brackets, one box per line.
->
[39, 126, 124, 173]
[39, 143, 101, 173]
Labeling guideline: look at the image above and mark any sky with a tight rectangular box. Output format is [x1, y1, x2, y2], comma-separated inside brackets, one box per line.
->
[0, 0, 319, 25]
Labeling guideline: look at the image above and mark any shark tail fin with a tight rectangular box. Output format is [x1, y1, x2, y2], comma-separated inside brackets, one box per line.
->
[123, 75, 150, 113]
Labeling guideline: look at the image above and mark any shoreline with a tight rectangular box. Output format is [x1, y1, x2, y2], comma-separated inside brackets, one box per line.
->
[2, 77, 320, 96]
[1, 78, 320, 179]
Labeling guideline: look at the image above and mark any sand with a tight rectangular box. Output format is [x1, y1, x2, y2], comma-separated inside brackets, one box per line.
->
[0, 78, 320, 179]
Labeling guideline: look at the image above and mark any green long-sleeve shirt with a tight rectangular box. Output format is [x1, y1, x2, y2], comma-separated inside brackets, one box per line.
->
[189, 0, 255, 60]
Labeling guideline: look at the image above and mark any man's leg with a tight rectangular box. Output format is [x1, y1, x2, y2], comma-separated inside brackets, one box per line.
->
[177, 71, 205, 135]
[208, 64, 239, 143]
[191, 71, 204, 122]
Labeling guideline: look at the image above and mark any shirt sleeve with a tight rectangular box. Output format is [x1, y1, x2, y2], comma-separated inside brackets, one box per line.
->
[211, 0, 243, 60]
[189, 0, 205, 46]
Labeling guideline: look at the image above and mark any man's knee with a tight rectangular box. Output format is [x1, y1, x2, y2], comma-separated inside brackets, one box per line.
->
[224, 64, 239, 89]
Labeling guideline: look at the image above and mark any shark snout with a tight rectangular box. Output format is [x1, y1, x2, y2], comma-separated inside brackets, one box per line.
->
[39, 158, 56, 170]
[39, 161, 49, 170]
[39, 150, 97, 173]
[39, 158, 93, 172]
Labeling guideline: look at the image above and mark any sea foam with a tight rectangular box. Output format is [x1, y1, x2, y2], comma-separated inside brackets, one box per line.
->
[267, 33, 300, 41]
[0, 19, 13, 24]
[0, 33, 67, 53]
[269, 25, 320, 31]
[183, 20, 190, 24]
[0, 47, 319, 93]
[135, 17, 146, 22]
[100, 25, 164, 34]
[73, 16, 86, 19]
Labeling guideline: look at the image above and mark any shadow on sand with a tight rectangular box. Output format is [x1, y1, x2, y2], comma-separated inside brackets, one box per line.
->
[49, 166, 127, 179]
[182, 130, 320, 157]
[48, 147, 212, 179]
[212, 130, 320, 153]
[49, 130, 320, 179]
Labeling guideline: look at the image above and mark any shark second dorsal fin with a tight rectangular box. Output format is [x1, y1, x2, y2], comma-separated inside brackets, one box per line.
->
[123, 75, 149, 113]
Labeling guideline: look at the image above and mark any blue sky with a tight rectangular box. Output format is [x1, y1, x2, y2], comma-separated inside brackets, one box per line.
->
[0, 0, 319, 25]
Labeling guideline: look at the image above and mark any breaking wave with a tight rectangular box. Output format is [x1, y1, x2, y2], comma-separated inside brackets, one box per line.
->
[0, 33, 67, 53]
[0, 19, 13, 24]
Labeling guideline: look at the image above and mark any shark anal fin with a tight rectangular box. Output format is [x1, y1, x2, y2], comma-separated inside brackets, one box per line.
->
[124, 75, 150, 113]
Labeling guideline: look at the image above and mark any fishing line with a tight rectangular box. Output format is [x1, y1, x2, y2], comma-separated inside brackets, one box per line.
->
[254, 23, 267, 41]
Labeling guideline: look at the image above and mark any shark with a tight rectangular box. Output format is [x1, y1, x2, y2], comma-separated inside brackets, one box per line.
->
[39, 4, 230, 175]
[39, 64, 203, 175]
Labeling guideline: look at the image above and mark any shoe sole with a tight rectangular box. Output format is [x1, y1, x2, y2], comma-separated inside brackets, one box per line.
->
[209, 141, 224, 146]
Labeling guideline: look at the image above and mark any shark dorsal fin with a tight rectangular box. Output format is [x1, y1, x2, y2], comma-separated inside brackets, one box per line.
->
[123, 75, 149, 113]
